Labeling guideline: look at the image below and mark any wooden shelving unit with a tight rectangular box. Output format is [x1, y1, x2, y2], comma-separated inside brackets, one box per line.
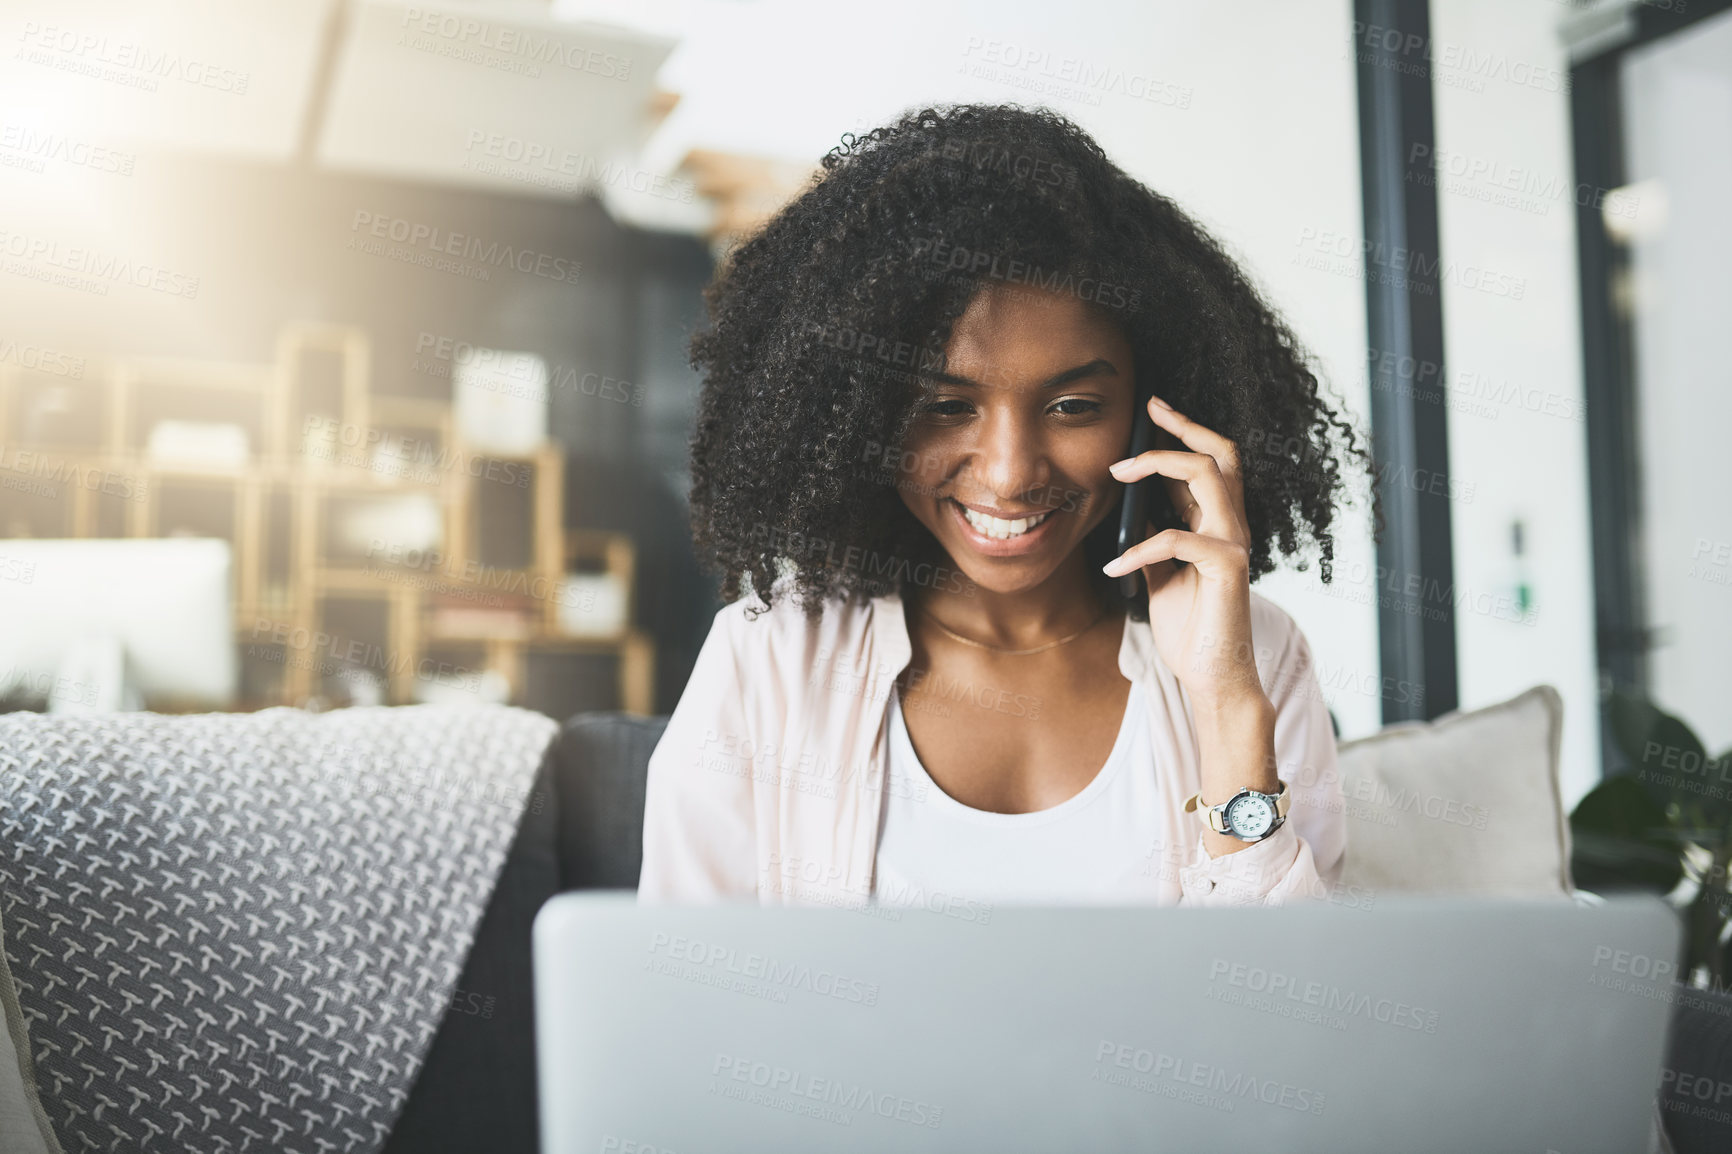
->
[0, 324, 653, 716]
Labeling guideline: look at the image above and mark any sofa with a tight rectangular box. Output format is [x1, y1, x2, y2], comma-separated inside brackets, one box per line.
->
[3, 687, 1729, 1153]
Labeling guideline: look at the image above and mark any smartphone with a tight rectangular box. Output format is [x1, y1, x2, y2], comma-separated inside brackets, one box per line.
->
[1114, 389, 1179, 600]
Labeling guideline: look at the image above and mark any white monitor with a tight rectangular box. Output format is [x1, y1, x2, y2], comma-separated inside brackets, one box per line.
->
[0, 538, 236, 711]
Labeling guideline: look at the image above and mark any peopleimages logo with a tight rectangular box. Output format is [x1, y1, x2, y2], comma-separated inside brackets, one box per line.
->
[1207, 960, 1440, 1033]
[711, 1054, 944, 1129]
[911, 237, 1142, 311]
[1345, 22, 1569, 95]
[303, 416, 534, 487]
[804, 319, 947, 374]
[1589, 945, 1679, 986]
[0, 124, 135, 176]
[869, 876, 993, 924]
[647, 933, 880, 1006]
[743, 522, 978, 595]
[957, 37, 1194, 109]
[936, 138, 1078, 188]
[0, 229, 200, 298]
[0, 335, 85, 377]
[461, 130, 693, 201]
[398, 7, 632, 79]
[1293, 227, 1526, 300]
[15, 21, 251, 93]
[1093, 1040, 1326, 1115]
[347, 211, 582, 284]
[0, 447, 148, 501]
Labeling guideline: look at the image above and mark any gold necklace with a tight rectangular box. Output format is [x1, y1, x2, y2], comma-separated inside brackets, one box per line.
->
[917, 603, 1110, 656]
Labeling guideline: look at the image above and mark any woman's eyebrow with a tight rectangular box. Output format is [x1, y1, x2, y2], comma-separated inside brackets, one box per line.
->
[924, 358, 1119, 390]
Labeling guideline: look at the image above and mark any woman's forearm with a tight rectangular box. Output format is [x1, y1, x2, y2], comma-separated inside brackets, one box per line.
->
[1192, 694, 1279, 859]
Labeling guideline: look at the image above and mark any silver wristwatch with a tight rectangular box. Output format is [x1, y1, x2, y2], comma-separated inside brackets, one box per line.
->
[1183, 781, 1291, 842]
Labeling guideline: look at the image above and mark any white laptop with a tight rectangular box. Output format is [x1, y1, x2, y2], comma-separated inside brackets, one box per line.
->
[533, 893, 1679, 1153]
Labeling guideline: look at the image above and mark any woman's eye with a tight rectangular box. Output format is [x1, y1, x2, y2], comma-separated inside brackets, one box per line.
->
[921, 398, 1101, 418]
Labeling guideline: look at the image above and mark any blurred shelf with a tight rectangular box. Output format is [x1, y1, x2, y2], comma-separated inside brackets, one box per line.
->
[0, 323, 654, 717]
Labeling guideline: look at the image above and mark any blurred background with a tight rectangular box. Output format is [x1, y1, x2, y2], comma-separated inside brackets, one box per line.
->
[0, 0, 1725, 814]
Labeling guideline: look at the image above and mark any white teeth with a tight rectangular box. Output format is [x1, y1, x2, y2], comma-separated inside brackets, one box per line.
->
[959, 504, 1052, 539]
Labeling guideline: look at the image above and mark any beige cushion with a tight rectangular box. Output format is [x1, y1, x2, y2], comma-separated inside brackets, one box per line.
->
[0, 905, 62, 1154]
[1335, 685, 1573, 897]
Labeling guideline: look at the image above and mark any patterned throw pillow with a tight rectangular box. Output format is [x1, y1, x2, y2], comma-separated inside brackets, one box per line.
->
[0, 704, 556, 1154]
[0, 904, 63, 1154]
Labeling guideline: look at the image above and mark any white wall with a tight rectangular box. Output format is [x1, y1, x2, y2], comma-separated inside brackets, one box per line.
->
[1428, 0, 1600, 805]
[1621, 11, 1732, 755]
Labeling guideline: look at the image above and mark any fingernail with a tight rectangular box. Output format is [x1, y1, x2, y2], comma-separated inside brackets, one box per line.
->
[1102, 557, 1127, 576]
[1149, 394, 1173, 410]
[1108, 458, 1133, 473]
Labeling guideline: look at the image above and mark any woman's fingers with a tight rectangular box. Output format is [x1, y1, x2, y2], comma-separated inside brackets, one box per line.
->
[1146, 425, 1196, 529]
[1165, 475, 1198, 530]
[1145, 396, 1243, 489]
[1102, 526, 1250, 579]
[1108, 449, 1236, 536]
[1145, 396, 1248, 520]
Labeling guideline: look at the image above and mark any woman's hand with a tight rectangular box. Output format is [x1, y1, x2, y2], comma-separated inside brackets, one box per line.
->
[1101, 394, 1268, 717]
[1101, 394, 1279, 856]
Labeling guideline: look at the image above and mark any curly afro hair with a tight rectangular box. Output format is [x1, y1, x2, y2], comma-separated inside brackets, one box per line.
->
[687, 103, 1377, 623]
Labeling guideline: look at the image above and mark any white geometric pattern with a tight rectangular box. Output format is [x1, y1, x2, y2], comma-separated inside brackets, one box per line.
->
[0, 704, 556, 1154]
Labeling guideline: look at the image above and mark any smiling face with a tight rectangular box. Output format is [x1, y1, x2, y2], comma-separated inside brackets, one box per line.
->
[896, 283, 1136, 597]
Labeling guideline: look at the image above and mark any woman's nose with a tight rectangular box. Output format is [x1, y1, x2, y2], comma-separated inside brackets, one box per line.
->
[966, 413, 1048, 499]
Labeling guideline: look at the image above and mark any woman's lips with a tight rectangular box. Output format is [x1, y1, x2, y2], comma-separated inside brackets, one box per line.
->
[945, 498, 1062, 557]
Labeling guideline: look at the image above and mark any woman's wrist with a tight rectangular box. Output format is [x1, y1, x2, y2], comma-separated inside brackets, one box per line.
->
[1194, 693, 1278, 790]
[1192, 695, 1280, 859]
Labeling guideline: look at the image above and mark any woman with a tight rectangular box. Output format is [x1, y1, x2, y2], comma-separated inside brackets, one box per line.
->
[639, 104, 1375, 910]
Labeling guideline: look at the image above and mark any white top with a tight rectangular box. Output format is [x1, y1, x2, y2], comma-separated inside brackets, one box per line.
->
[872, 677, 1172, 909]
[639, 584, 1346, 909]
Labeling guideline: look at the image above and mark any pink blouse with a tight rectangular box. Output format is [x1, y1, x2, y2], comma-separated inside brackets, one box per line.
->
[638, 581, 1347, 908]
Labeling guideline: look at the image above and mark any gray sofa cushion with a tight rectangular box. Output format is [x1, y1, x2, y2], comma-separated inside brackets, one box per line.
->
[380, 750, 558, 1154]
[551, 712, 668, 891]
[0, 704, 555, 1154]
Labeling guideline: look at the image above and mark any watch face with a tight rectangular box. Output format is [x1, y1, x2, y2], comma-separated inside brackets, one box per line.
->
[1225, 793, 1276, 838]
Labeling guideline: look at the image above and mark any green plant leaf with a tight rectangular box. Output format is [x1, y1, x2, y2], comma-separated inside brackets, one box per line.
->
[1720, 748, 1732, 837]
[1607, 690, 1729, 832]
[1569, 773, 1684, 893]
